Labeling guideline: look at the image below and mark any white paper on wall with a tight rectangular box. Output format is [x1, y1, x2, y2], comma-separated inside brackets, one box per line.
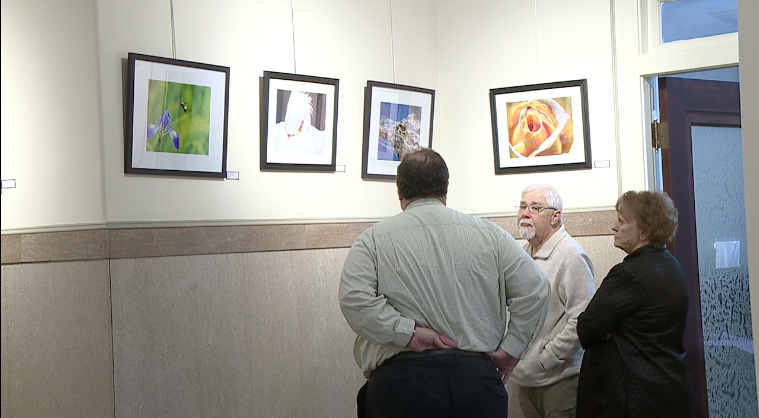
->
[714, 239, 740, 269]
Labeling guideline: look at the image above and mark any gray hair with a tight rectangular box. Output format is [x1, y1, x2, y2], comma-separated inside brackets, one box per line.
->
[521, 184, 564, 211]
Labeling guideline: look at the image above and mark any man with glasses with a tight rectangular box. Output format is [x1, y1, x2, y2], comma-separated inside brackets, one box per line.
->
[508, 184, 596, 418]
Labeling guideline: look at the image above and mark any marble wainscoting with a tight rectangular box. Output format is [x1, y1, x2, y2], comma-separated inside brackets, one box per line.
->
[1, 260, 113, 418]
[1, 211, 623, 418]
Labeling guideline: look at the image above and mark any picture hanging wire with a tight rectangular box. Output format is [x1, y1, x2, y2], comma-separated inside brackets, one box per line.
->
[170, 0, 177, 59]
[290, 0, 298, 74]
[390, 0, 397, 83]
[533, 0, 539, 80]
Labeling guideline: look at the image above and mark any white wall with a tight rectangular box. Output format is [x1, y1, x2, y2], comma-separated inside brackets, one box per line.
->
[3, 0, 622, 232]
[0, 0, 439, 231]
[95, 0, 440, 227]
[1, 0, 104, 231]
[436, 0, 619, 216]
[0, 0, 750, 230]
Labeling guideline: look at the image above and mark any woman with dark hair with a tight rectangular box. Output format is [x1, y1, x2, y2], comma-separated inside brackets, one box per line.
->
[576, 190, 692, 418]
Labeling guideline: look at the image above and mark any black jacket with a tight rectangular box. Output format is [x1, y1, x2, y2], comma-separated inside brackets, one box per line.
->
[576, 245, 692, 418]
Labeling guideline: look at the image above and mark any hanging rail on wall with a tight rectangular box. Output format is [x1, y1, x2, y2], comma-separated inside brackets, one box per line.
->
[290, 0, 298, 73]
[390, 0, 397, 83]
[284, 0, 397, 79]
[170, 0, 177, 59]
[533, 0, 539, 80]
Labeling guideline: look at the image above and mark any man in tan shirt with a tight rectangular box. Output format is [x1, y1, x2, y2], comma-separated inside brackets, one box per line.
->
[339, 149, 550, 418]
[509, 184, 596, 418]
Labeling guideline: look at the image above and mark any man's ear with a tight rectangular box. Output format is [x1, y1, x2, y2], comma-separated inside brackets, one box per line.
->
[396, 181, 402, 200]
[551, 210, 562, 227]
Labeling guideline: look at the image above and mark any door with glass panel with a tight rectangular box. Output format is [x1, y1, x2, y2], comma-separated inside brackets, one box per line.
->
[658, 77, 756, 418]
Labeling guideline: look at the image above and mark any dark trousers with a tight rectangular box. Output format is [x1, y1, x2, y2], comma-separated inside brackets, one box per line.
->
[361, 349, 509, 418]
[357, 381, 368, 417]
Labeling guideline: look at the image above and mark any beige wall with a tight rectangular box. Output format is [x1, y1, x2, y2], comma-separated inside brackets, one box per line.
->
[1, 217, 623, 418]
[1, 261, 113, 418]
[109, 250, 359, 417]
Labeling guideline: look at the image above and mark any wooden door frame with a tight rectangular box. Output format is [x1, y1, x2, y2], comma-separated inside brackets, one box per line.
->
[658, 76, 741, 418]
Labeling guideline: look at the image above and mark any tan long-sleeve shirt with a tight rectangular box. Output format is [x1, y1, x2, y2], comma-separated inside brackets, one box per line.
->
[339, 198, 550, 377]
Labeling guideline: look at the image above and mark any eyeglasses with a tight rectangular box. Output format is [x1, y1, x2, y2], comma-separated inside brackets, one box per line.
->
[515, 204, 558, 214]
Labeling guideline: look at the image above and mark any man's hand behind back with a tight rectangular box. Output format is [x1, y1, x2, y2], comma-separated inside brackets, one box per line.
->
[487, 348, 520, 383]
[408, 326, 458, 352]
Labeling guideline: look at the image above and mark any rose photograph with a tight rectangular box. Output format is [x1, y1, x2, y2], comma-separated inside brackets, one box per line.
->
[505, 97, 573, 158]
[490, 79, 591, 174]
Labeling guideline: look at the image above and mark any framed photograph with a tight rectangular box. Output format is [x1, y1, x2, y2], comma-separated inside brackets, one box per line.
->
[489, 79, 591, 174]
[260, 71, 339, 172]
[361, 81, 435, 180]
[125, 52, 230, 178]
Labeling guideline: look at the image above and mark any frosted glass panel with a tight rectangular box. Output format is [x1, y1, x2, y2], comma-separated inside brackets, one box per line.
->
[691, 126, 757, 418]
[661, 0, 738, 43]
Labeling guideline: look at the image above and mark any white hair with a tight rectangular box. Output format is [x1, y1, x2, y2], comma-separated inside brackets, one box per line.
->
[522, 184, 563, 227]
[521, 184, 564, 211]
[284, 91, 313, 136]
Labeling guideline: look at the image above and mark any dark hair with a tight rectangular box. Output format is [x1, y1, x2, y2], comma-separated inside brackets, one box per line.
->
[616, 190, 679, 247]
[396, 148, 449, 200]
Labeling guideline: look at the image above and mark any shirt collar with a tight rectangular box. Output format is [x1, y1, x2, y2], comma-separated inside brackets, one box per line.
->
[527, 224, 568, 259]
[406, 198, 444, 210]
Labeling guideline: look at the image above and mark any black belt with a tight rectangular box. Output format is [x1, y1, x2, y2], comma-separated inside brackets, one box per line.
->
[386, 348, 491, 363]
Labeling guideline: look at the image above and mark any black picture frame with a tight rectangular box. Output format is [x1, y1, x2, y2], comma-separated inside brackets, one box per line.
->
[124, 52, 230, 178]
[260, 71, 339, 172]
[361, 81, 435, 180]
[489, 79, 591, 174]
